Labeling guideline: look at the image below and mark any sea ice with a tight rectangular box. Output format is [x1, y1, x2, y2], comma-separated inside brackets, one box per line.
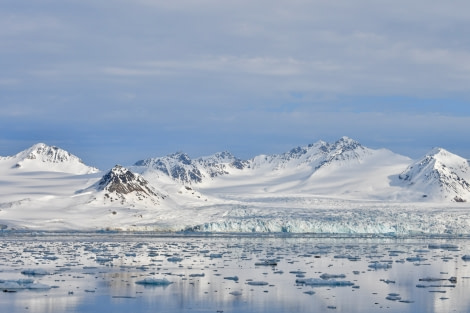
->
[368, 262, 392, 269]
[296, 278, 354, 286]
[0, 279, 51, 290]
[247, 281, 269, 286]
[320, 273, 346, 280]
[135, 278, 173, 286]
[21, 269, 51, 276]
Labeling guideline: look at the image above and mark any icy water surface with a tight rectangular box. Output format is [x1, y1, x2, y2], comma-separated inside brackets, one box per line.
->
[1, 233, 470, 313]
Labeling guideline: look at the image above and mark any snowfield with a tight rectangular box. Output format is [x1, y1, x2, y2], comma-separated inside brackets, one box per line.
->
[1, 137, 470, 235]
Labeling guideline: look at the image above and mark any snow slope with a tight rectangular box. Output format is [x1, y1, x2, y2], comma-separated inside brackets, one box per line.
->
[0, 143, 99, 174]
[398, 148, 470, 202]
[197, 137, 413, 201]
[1, 139, 470, 234]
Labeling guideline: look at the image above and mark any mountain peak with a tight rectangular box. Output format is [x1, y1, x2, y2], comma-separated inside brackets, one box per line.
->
[91, 165, 165, 205]
[332, 136, 362, 150]
[399, 148, 470, 202]
[427, 147, 450, 158]
[98, 165, 155, 195]
[10, 143, 99, 174]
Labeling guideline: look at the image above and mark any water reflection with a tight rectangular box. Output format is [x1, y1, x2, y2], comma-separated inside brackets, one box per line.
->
[0, 234, 469, 313]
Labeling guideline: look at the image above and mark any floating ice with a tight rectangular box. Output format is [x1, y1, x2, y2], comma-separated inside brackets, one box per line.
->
[224, 276, 239, 281]
[428, 244, 459, 250]
[296, 278, 354, 286]
[135, 278, 173, 286]
[406, 256, 427, 262]
[386, 293, 401, 301]
[368, 262, 392, 269]
[416, 284, 456, 288]
[320, 273, 346, 280]
[95, 256, 114, 263]
[21, 269, 51, 276]
[247, 281, 269, 286]
[255, 260, 278, 266]
[209, 253, 223, 258]
[0, 279, 51, 290]
[419, 277, 457, 283]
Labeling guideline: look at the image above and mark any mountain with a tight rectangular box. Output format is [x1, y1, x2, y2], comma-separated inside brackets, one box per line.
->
[249, 136, 370, 171]
[398, 148, 470, 202]
[134, 137, 369, 185]
[195, 137, 412, 199]
[134, 151, 247, 185]
[0, 143, 99, 174]
[2, 137, 470, 233]
[80, 165, 166, 206]
[135, 137, 406, 198]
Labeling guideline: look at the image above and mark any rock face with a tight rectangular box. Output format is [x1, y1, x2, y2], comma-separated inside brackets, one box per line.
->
[399, 148, 470, 202]
[4, 143, 99, 174]
[93, 165, 165, 204]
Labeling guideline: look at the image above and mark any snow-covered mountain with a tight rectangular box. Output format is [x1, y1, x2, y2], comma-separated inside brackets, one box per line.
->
[134, 151, 247, 184]
[249, 136, 369, 171]
[134, 137, 411, 200]
[1, 138, 470, 233]
[398, 148, 470, 202]
[134, 137, 371, 185]
[79, 165, 166, 206]
[0, 143, 98, 174]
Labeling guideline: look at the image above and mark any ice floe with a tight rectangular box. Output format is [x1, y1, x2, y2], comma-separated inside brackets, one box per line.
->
[296, 278, 354, 287]
[135, 277, 173, 286]
[0, 279, 51, 291]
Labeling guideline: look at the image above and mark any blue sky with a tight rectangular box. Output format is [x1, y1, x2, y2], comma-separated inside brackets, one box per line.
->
[1, 0, 470, 169]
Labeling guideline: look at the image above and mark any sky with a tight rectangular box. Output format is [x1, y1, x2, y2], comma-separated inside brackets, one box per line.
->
[2, 0, 470, 169]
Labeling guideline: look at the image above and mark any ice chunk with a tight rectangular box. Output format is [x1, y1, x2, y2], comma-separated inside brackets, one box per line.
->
[320, 273, 346, 280]
[0, 279, 51, 290]
[209, 253, 223, 258]
[419, 277, 457, 283]
[21, 269, 51, 276]
[368, 262, 392, 269]
[386, 293, 401, 301]
[27, 283, 52, 290]
[296, 278, 354, 286]
[135, 278, 173, 286]
[247, 281, 269, 286]
[255, 260, 278, 266]
[428, 244, 459, 250]
[406, 256, 427, 262]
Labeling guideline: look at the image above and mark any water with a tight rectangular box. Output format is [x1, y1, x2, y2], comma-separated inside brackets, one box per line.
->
[0, 233, 469, 313]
